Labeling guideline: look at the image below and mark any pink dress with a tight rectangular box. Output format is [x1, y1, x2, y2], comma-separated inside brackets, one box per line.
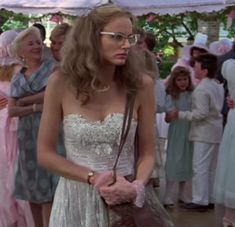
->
[0, 81, 34, 227]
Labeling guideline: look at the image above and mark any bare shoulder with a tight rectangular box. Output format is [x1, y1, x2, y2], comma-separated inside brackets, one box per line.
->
[136, 74, 154, 108]
[142, 73, 154, 85]
[138, 74, 154, 95]
[47, 70, 68, 93]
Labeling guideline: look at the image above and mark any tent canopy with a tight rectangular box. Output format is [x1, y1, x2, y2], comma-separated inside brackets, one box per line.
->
[0, 0, 235, 16]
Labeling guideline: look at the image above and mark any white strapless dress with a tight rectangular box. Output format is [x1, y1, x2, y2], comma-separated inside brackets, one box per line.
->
[49, 113, 137, 227]
[49, 113, 173, 227]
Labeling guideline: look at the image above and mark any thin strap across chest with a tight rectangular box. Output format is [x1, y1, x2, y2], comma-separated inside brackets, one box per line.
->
[111, 93, 136, 184]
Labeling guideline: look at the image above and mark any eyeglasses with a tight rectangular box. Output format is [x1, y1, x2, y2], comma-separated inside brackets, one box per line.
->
[100, 32, 139, 46]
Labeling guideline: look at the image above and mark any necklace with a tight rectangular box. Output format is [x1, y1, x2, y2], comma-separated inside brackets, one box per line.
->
[91, 77, 110, 92]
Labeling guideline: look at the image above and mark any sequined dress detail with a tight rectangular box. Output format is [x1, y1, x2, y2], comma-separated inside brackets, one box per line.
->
[49, 113, 137, 226]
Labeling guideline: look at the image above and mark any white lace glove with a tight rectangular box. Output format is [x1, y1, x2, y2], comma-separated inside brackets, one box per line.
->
[98, 177, 145, 207]
[132, 180, 145, 208]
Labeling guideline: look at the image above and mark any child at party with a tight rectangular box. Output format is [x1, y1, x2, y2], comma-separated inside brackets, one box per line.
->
[163, 66, 194, 207]
[168, 53, 224, 211]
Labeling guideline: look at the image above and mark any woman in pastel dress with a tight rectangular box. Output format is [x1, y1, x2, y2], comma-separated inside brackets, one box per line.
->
[0, 30, 34, 227]
[214, 59, 235, 227]
[8, 27, 64, 227]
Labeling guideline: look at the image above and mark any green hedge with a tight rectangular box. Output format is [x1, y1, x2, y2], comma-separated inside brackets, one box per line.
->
[158, 60, 175, 79]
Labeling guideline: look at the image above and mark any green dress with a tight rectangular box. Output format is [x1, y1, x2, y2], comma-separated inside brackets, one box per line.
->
[165, 91, 193, 181]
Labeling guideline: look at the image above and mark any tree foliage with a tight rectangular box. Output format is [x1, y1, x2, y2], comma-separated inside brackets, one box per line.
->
[137, 8, 232, 54]
[0, 9, 30, 31]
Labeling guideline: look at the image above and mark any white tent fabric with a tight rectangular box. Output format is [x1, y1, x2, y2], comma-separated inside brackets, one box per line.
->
[0, 0, 235, 15]
[114, 0, 235, 16]
[0, 0, 108, 15]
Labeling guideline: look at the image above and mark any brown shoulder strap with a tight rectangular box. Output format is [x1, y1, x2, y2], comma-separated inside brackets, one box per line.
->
[111, 93, 135, 184]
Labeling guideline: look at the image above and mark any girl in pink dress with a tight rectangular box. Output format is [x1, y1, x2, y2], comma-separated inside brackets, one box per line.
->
[0, 30, 34, 227]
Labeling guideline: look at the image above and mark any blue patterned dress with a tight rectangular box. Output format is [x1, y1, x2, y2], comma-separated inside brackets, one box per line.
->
[10, 59, 65, 203]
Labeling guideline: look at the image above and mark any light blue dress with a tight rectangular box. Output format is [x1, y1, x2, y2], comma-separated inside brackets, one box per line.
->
[214, 59, 235, 209]
[165, 91, 193, 181]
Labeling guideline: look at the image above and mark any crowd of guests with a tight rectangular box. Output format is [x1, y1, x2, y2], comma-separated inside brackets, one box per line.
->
[0, 3, 235, 227]
[157, 33, 235, 227]
[0, 22, 71, 227]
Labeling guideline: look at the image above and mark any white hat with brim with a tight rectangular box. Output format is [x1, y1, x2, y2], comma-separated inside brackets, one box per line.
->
[189, 32, 209, 54]
[209, 39, 232, 55]
[189, 43, 210, 54]
[0, 30, 21, 66]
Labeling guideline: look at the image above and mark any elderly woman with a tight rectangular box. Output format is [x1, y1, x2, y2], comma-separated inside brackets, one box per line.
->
[8, 26, 62, 227]
[0, 30, 34, 227]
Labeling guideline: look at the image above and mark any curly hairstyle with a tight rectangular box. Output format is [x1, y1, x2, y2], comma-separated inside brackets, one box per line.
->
[60, 4, 144, 104]
[166, 66, 194, 99]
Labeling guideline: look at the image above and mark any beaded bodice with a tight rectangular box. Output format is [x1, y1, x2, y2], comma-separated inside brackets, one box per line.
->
[63, 113, 137, 176]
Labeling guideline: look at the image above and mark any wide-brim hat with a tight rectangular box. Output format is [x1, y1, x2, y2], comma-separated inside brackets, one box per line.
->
[0, 30, 21, 66]
[189, 32, 209, 54]
[180, 33, 209, 61]
[209, 38, 232, 55]
[189, 43, 210, 53]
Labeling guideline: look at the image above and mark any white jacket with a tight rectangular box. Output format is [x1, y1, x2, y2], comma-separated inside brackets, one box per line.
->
[179, 77, 224, 143]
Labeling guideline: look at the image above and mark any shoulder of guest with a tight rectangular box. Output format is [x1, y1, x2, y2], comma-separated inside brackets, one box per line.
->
[141, 73, 154, 88]
[47, 70, 67, 89]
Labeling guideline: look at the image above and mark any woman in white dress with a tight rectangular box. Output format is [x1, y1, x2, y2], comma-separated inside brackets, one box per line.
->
[37, 4, 173, 227]
[214, 59, 235, 227]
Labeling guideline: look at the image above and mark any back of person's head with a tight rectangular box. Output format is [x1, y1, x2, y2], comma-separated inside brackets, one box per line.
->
[133, 27, 145, 39]
[33, 23, 46, 41]
[61, 4, 142, 104]
[0, 30, 20, 81]
[144, 32, 156, 52]
[166, 66, 193, 99]
[11, 26, 41, 58]
[133, 27, 147, 49]
[193, 53, 217, 79]
[134, 48, 159, 79]
[50, 23, 71, 40]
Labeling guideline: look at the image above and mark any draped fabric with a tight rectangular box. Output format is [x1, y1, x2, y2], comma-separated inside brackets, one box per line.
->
[0, 82, 34, 227]
[10, 58, 55, 98]
[0, 0, 234, 15]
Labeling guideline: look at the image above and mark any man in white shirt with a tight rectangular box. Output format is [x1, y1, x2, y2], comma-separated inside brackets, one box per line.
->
[167, 53, 224, 211]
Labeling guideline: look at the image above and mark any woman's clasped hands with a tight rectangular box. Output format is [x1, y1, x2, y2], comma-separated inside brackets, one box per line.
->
[92, 171, 145, 207]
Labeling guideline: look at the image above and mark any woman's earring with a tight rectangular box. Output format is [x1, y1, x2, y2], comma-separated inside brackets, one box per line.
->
[20, 56, 28, 69]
